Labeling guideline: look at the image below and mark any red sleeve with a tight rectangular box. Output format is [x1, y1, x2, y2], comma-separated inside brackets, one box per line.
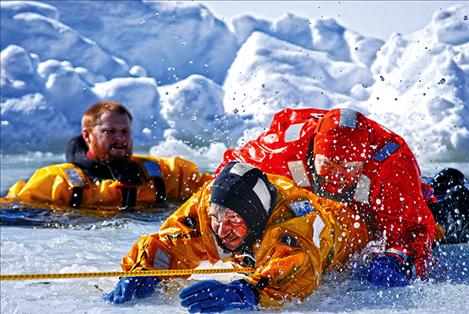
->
[370, 154, 435, 276]
[215, 108, 327, 176]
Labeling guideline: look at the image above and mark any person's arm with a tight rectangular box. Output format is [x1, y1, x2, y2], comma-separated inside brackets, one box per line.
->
[2, 165, 76, 209]
[121, 187, 216, 272]
[178, 217, 321, 312]
[214, 108, 326, 176]
[106, 187, 218, 304]
[371, 155, 435, 278]
[247, 225, 321, 307]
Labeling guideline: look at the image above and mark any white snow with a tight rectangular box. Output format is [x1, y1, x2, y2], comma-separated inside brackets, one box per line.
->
[1, 1, 129, 78]
[159, 74, 244, 147]
[1, 1, 468, 164]
[149, 137, 228, 171]
[367, 5, 469, 162]
[223, 31, 373, 124]
[46, 0, 239, 85]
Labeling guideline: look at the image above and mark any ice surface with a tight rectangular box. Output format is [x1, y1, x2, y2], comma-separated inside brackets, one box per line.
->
[0, 216, 468, 313]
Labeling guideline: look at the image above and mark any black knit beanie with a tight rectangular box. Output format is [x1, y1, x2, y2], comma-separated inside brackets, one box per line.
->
[210, 162, 277, 242]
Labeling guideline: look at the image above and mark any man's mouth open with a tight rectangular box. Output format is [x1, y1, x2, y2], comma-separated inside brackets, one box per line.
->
[111, 144, 127, 151]
[221, 232, 240, 247]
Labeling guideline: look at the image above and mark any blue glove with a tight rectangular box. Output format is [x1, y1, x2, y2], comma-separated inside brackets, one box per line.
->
[103, 276, 159, 304]
[180, 279, 258, 313]
[360, 254, 415, 287]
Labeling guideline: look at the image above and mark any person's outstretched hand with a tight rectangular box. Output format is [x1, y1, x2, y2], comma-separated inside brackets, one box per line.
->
[180, 279, 258, 313]
[103, 276, 159, 304]
[360, 254, 415, 287]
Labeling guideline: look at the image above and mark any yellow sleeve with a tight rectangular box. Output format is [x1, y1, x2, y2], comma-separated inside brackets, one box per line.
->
[138, 155, 212, 201]
[3, 180, 26, 198]
[244, 191, 368, 308]
[245, 214, 326, 308]
[2, 165, 74, 209]
[121, 185, 220, 273]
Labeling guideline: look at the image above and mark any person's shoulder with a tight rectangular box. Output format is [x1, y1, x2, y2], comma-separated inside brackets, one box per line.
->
[367, 122, 416, 169]
[133, 154, 203, 171]
[366, 145, 421, 185]
[267, 173, 342, 210]
[27, 162, 87, 188]
[132, 154, 177, 164]
[34, 162, 81, 173]
[131, 154, 154, 161]
[266, 173, 301, 192]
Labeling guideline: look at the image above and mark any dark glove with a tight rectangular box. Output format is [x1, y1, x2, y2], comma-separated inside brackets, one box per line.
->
[360, 254, 416, 287]
[180, 279, 258, 313]
[103, 276, 159, 304]
[430, 184, 469, 243]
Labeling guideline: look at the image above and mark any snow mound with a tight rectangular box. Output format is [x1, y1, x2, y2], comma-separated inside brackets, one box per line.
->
[1, 93, 74, 152]
[0, 44, 165, 151]
[38, 59, 98, 123]
[1, 45, 42, 97]
[231, 14, 272, 45]
[311, 18, 350, 61]
[272, 13, 314, 50]
[367, 4, 469, 161]
[160, 75, 244, 147]
[0, 1, 129, 78]
[0, 1, 468, 164]
[432, 4, 469, 45]
[223, 31, 373, 124]
[47, 0, 239, 85]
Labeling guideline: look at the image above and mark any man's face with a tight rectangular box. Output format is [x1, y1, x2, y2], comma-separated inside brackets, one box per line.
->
[209, 203, 249, 251]
[314, 154, 364, 192]
[82, 111, 132, 162]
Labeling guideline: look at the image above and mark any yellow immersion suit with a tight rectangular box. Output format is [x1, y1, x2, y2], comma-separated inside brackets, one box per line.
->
[121, 174, 369, 308]
[1, 155, 211, 211]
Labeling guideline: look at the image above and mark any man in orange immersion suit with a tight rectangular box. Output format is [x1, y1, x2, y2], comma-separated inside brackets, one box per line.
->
[104, 161, 369, 311]
[217, 108, 438, 287]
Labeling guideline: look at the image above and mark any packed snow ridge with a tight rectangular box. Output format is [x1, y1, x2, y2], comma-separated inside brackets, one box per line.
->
[1, 1, 468, 164]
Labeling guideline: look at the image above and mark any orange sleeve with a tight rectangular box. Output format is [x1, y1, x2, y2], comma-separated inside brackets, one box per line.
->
[151, 156, 212, 201]
[244, 190, 368, 308]
[371, 155, 435, 276]
[1, 165, 74, 209]
[121, 185, 220, 274]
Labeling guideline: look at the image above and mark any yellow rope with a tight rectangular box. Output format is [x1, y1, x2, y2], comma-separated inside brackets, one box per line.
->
[0, 267, 255, 281]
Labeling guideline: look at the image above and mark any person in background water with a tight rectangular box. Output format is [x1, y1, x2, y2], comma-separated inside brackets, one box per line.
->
[427, 167, 468, 243]
[1, 101, 211, 211]
[104, 161, 370, 311]
[217, 107, 443, 287]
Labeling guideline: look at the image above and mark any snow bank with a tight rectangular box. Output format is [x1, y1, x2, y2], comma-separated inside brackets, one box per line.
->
[1, 45, 42, 97]
[0, 1, 129, 78]
[159, 75, 244, 147]
[223, 31, 373, 124]
[1, 1, 468, 165]
[0, 44, 165, 150]
[46, 0, 239, 85]
[1, 93, 74, 152]
[368, 4, 469, 161]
